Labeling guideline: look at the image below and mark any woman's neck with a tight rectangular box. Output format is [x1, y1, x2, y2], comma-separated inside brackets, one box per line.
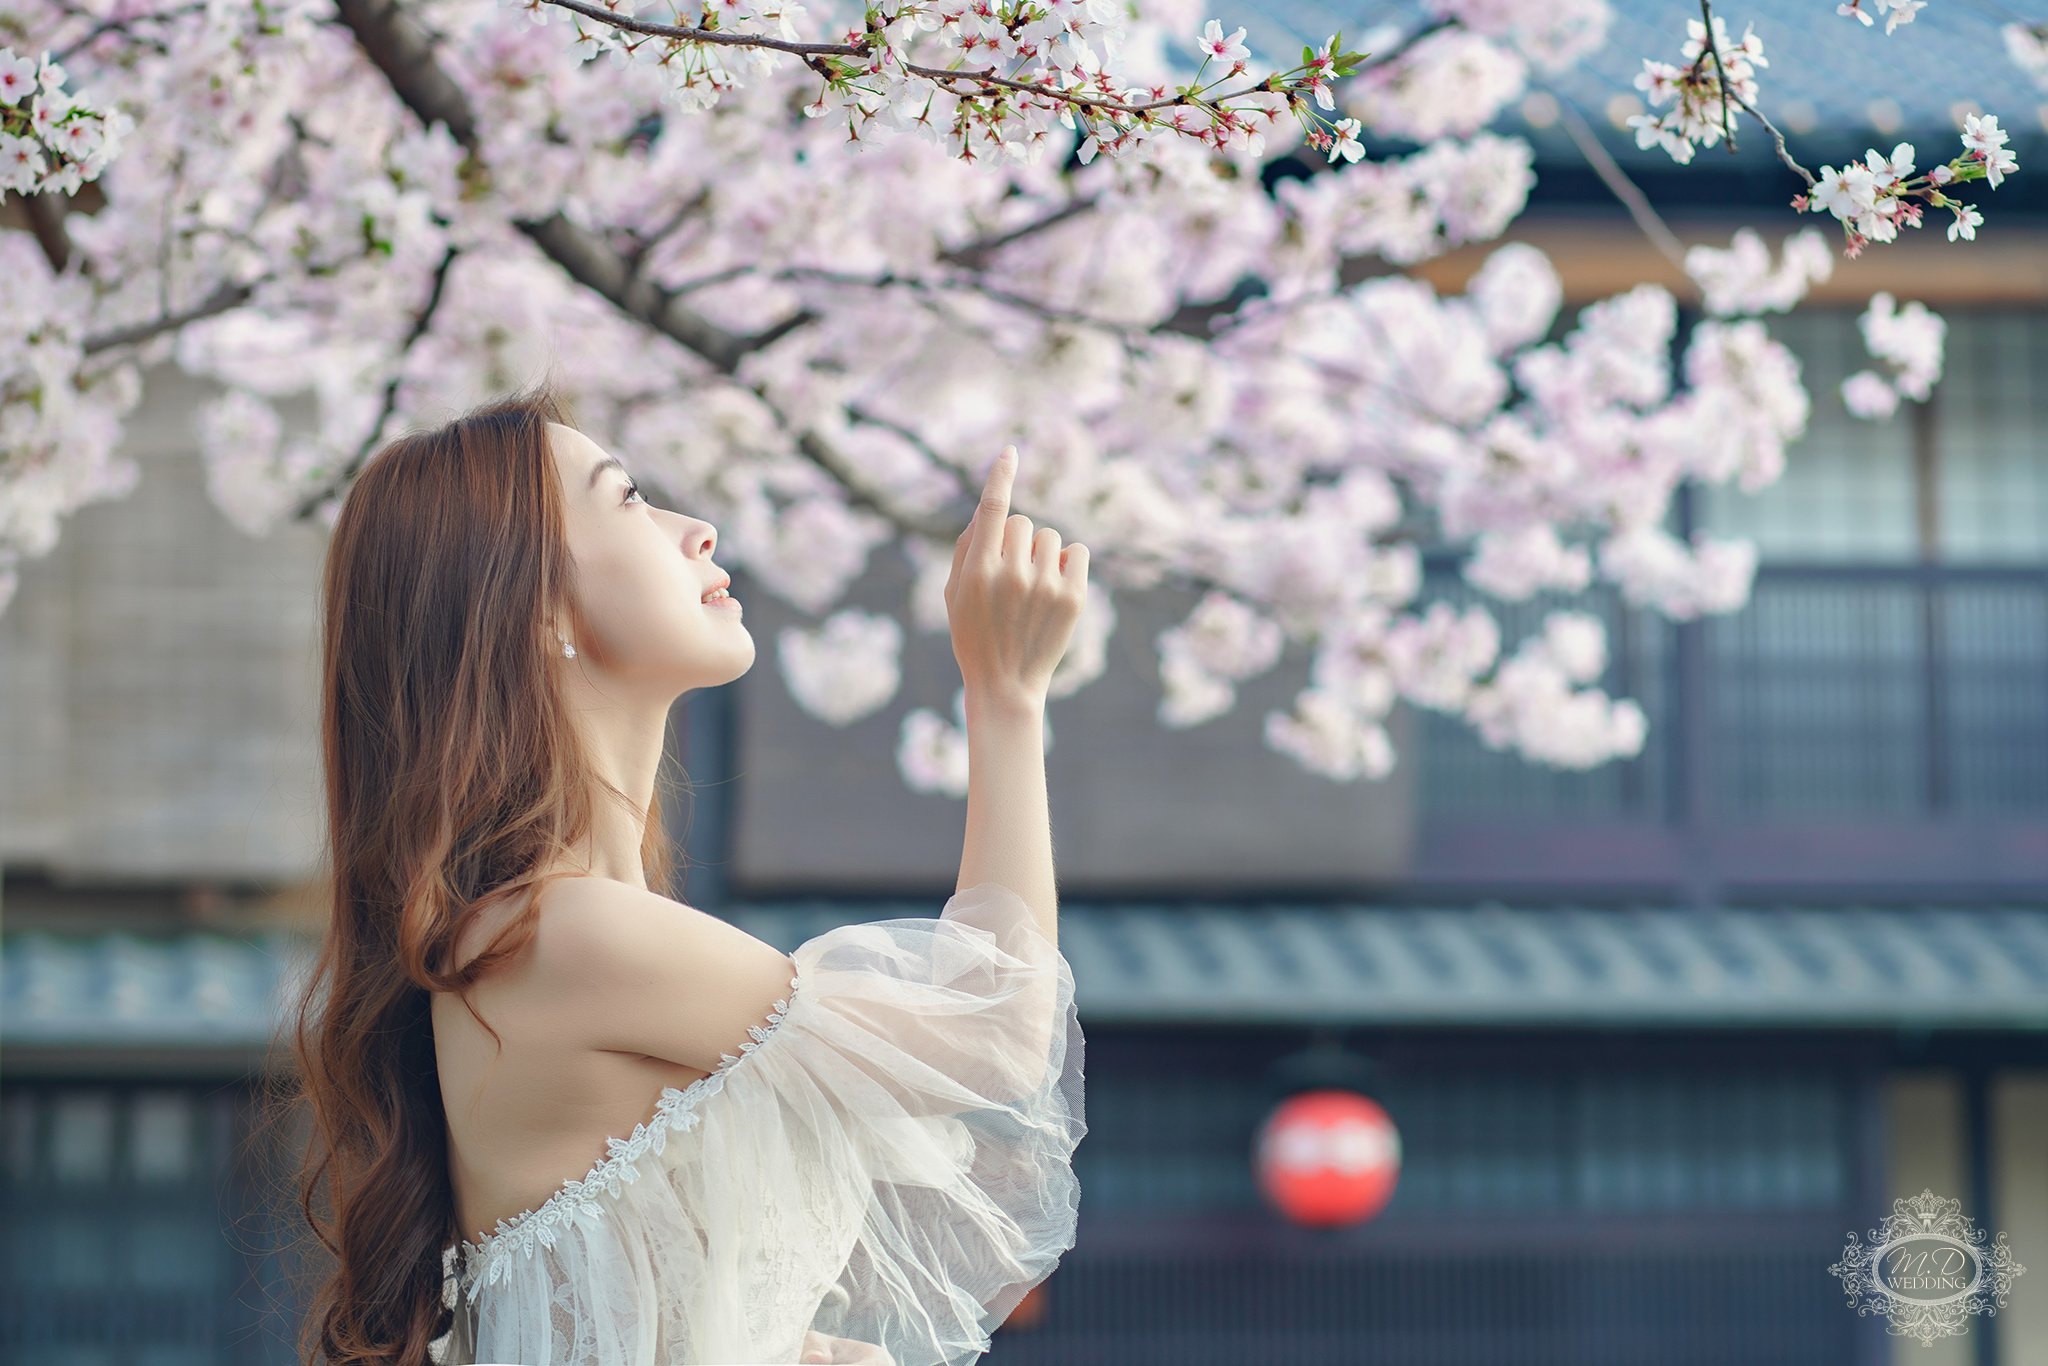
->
[559, 676, 675, 890]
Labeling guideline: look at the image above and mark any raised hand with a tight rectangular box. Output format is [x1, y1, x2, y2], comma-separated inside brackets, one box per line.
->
[943, 445, 1090, 715]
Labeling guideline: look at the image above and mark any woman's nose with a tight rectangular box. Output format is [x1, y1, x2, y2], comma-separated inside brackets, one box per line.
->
[682, 518, 717, 559]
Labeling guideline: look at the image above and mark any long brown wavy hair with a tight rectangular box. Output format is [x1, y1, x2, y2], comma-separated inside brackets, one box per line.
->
[283, 390, 674, 1365]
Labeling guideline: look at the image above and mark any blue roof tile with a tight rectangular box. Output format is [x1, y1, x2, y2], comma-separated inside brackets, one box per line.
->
[1220, 1, 2047, 164]
[8, 904, 2047, 1048]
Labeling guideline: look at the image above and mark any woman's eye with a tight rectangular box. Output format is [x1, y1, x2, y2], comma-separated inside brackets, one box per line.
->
[623, 480, 645, 505]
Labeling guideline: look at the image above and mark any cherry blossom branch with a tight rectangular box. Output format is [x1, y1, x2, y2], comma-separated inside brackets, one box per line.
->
[81, 280, 260, 353]
[518, 214, 814, 371]
[1695, 0, 1810, 185]
[623, 188, 712, 274]
[776, 264, 1109, 331]
[1695, 0, 1737, 153]
[332, 0, 797, 369]
[900, 60, 1215, 118]
[291, 244, 461, 519]
[537, 0, 869, 59]
[338, 0, 1000, 543]
[19, 192, 72, 271]
[666, 263, 757, 296]
[52, 3, 210, 62]
[1626, 5, 2020, 255]
[938, 198, 1098, 269]
[1722, 86, 1814, 186]
[1354, 16, 1455, 74]
[795, 430, 966, 541]
[843, 404, 975, 506]
[535, 0, 1369, 159]
[537, 0, 1240, 120]
[332, 0, 481, 145]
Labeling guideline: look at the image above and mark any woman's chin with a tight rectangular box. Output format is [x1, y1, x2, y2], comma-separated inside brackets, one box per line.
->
[712, 638, 757, 686]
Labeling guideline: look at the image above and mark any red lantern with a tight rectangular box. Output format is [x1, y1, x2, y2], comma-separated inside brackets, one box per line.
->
[1255, 1089, 1401, 1228]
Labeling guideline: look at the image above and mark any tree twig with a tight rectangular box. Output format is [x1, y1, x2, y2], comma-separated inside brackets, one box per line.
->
[775, 264, 1106, 330]
[796, 431, 966, 541]
[939, 198, 1097, 269]
[1695, 0, 1737, 154]
[539, 0, 1256, 122]
[20, 192, 72, 272]
[1354, 17, 1455, 73]
[623, 187, 711, 275]
[1692, 0, 1812, 187]
[1729, 88, 1816, 187]
[291, 243, 461, 519]
[81, 280, 259, 353]
[538, 0, 877, 59]
[1551, 94, 1688, 271]
[845, 403, 977, 504]
[54, 3, 209, 62]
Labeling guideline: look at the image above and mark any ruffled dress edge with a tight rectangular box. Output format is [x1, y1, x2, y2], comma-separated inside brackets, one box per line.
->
[447, 976, 801, 1304]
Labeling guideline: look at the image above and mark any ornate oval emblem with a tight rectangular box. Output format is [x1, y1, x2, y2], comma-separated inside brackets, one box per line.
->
[1874, 1234, 1983, 1307]
[1830, 1190, 2027, 1344]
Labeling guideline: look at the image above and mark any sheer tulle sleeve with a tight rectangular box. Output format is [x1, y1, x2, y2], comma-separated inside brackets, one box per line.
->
[764, 882, 1083, 1361]
[449, 881, 1084, 1366]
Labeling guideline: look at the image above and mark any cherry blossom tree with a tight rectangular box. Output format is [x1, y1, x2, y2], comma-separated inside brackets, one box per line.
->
[0, 0, 2018, 795]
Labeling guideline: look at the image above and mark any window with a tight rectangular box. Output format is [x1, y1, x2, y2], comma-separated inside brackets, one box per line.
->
[1702, 308, 2048, 564]
[0, 1083, 294, 1366]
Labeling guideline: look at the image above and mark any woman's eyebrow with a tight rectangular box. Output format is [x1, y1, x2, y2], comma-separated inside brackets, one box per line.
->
[586, 455, 626, 489]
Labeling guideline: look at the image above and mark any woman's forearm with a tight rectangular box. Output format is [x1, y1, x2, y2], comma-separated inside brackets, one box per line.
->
[957, 690, 1057, 947]
[941, 444, 1083, 947]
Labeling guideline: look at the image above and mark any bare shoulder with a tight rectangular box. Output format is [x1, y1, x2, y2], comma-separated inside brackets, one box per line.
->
[525, 876, 797, 1073]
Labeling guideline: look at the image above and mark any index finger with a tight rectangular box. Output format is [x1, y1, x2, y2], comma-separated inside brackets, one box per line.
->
[968, 445, 1017, 565]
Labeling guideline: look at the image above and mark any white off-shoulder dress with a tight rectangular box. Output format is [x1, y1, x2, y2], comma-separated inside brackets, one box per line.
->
[433, 884, 1084, 1366]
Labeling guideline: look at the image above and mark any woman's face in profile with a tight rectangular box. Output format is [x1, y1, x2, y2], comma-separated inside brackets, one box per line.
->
[547, 422, 755, 694]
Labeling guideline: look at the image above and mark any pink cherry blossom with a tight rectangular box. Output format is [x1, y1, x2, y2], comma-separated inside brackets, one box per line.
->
[0, 0, 2014, 787]
[1325, 117, 1363, 164]
[779, 610, 904, 726]
[0, 49, 37, 105]
[1963, 112, 2018, 187]
[1197, 19, 1247, 67]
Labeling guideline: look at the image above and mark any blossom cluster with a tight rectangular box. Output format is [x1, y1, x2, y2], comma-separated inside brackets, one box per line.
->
[1838, 0, 1925, 36]
[1683, 228, 1834, 318]
[778, 609, 904, 724]
[1625, 11, 2019, 255]
[2007, 23, 2048, 89]
[1802, 119, 2016, 254]
[534, 0, 1370, 166]
[1841, 292, 1946, 420]
[0, 233, 141, 614]
[0, 0, 1899, 793]
[1625, 15, 1764, 165]
[0, 47, 130, 195]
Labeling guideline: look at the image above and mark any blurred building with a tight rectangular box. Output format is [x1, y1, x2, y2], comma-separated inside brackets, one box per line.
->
[7, 5, 2048, 1365]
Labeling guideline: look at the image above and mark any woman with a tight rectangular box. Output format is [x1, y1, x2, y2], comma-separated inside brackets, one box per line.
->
[288, 392, 1088, 1366]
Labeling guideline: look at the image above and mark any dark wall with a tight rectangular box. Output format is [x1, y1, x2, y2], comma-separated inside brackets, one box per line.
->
[723, 555, 1413, 899]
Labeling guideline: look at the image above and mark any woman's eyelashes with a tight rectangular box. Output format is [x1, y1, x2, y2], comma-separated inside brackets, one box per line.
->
[623, 477, 645, 506]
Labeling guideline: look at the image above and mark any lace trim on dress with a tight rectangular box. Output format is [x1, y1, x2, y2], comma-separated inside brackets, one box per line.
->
[451, 976, 801, 1304]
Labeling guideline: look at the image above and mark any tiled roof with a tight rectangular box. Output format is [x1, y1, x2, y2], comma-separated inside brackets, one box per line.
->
[741, 904, 2048, 1028]
[6, 907, 2046, 1053]
[1228, 1, 2045, 159]
[2, 929, 306, 1050]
